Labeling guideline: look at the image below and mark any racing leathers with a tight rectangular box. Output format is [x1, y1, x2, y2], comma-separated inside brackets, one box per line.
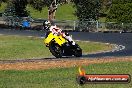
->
[49, 25, 75, 45]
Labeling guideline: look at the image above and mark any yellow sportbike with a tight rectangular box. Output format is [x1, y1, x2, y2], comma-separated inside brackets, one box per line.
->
[44, 32, 82, 58]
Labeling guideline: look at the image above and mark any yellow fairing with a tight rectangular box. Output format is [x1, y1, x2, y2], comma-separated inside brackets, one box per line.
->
[44, 33, 66, 46]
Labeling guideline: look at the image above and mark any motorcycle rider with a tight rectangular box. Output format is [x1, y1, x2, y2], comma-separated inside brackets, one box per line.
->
[43, 20, 75, 45]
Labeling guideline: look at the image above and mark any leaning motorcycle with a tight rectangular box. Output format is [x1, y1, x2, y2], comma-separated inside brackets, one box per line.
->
[44, 32, 82, 58]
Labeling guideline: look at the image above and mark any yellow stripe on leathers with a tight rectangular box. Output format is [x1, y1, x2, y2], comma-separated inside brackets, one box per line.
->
[44, 33, 67, 46]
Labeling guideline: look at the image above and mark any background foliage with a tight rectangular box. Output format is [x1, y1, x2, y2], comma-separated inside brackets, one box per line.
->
[1, 0, 132, 23]
[72, 0, 101, 21]
[0, 0, 102, 21]
[106, 0, 132, 23]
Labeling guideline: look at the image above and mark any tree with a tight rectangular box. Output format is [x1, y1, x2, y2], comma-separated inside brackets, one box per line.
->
[0, 0, 7, 6]
[3, 0, 29, 17]
[72, 0, 101, 21]
[106, 0, 132, 23]
[14, 0, 29, 17]
[99, 0, 112, 14]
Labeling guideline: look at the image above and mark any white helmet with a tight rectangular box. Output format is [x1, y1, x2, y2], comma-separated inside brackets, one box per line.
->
[43, 20, 51, 30]
[45, 20, 50, 25]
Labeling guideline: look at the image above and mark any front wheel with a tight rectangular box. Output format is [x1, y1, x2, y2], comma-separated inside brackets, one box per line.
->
[49, 42, 63, 58]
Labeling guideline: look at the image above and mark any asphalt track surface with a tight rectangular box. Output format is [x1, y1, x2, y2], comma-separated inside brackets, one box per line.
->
[0, 28, 132, 59]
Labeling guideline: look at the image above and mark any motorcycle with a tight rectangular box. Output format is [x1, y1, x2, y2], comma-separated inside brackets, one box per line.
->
[44, 32, 82, 58]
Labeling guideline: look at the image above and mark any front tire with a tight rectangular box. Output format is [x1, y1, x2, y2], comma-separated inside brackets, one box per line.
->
[49, 42, 63, 58]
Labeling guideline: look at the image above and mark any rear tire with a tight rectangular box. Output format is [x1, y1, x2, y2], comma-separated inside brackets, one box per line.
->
[73, 44, 82, 57]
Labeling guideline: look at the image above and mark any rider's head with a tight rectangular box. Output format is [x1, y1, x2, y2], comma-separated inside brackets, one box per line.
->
[43, 20, 51, 29]
[65, 32, 69, 36]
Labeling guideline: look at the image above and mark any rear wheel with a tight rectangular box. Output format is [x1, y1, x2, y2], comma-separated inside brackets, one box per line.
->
[73, 44, 82, 57]
[49, 42, 63, 58]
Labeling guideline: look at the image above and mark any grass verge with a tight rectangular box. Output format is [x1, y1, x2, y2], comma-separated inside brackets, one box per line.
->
[0, 61, 131, 88]
[0, 35, 113, 60]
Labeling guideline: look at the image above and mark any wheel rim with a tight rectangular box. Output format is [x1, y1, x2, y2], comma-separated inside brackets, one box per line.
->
[50, 43, 62, 58]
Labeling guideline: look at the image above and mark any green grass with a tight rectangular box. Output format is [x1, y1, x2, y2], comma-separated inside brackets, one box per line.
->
[0, 61, 131, 88]
[0, 3, 7, 12]
[98, 17, 106, 22]
[77, 41, 113, 54]
[27, 4, 77, 20]
[0, 35, 113, 60]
